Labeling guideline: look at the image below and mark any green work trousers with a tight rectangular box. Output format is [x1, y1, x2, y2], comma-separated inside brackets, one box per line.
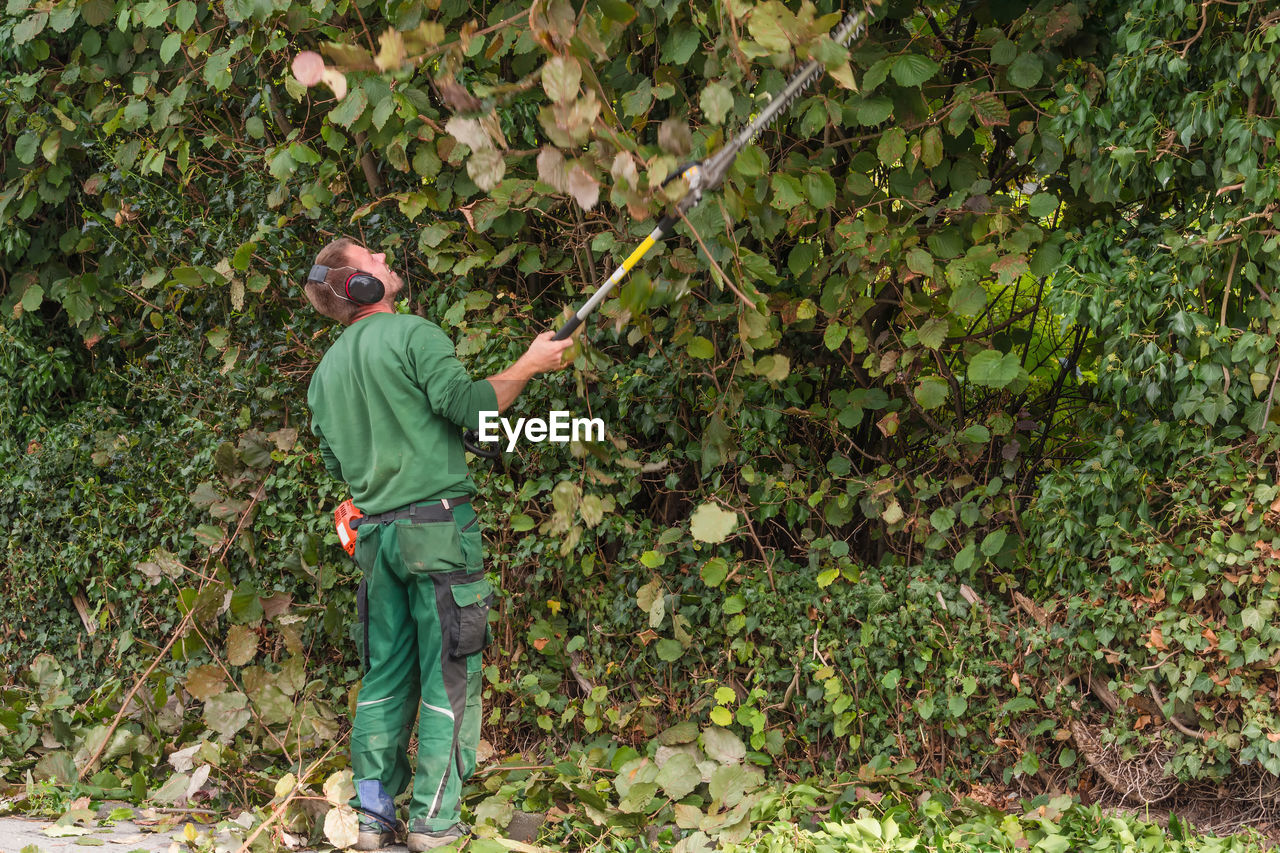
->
[350, 503, 491, 831]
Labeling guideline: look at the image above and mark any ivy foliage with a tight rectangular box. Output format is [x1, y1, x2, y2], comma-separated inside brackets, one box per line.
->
[2, 0, 1280, 835]
[1029, 0, 1280, 784]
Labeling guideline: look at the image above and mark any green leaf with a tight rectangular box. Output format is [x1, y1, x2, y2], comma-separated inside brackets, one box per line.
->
[770, 173, 806, 208]
[1035, 835, 1071, 853]
[709, 763, 756, 807]
[928, 228, 965, 259]
[329, 86, 368, 128]
[990, 39, 1017, 65]
[657, 722, 699, 747]
[48, 2, 79, 31]
[232, 241, 256, 272]
[917, 317, 948, 349]
[203, 692, 250, 738]
[915, 377, 949, 410]
[542, 56, 580, 104]
[876, 127, 907, 165]
[1007, 53, 1043, 89]
[226, 624, 258, 666]
[702, 726, 746, 763]
[753, 354, 790, 381]
[656, 639, 683, 662]
[15, 132, 38, 164]
[1027, 192, 1059, 218]
[949, 281, 987, 316]
[981, 529, 1007, 557]
[930, 507, 955, 533]
[861, 58, 891, 92]
[656, 752, 700, 799]
[160, 31, 183, 63]
[13, 12, 47, 44]
[891, 53, 939, 87]
[700, 557, 729, 587]
[856, 97, 893, 126]
[734, 145, 768, 176]
[684, 336, 715, 361]
[202, 48, 233, 90]
[174, 0, 196, 30]
[803, 171, 836, 208]
[970, 93, 1009, 127]
[906, 247, 933, 276]
[597, 0, 636, 22]
[967, 350, 1021, 389]
[467, 149, 506, 192]
[229, 585, 263, 625]
[20, 284, 44, 312]
[621, 81, 653, 117]
[690, 503, 738, 543]
[413, 146, 441, 178]
[663, 26, 701, 64]
[700, 81, 733, 124]
[747, 7, 790, 52]
[370, 96, 396, 131]
[920, 126, 943, 168]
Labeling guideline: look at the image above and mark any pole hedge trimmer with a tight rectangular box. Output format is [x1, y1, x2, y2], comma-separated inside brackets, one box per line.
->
[463, 6, 871, 458]
[550, 7, 871, 341]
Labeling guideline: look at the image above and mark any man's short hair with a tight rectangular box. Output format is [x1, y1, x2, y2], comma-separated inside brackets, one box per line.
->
[304, 236, 363, 324]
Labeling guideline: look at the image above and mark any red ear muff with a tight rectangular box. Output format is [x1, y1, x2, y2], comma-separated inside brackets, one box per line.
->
[343, 272, 385, 304]
[307, 264, 386, 304]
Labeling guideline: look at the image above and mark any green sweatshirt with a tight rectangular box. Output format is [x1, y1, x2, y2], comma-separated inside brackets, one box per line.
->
[307, 313, 499, 514]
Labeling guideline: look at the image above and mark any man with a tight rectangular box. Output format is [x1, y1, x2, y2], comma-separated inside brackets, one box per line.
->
[303, 237, 572, 851]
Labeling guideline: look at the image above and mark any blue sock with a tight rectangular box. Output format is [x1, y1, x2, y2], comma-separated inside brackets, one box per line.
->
[356, 780, 397, 829]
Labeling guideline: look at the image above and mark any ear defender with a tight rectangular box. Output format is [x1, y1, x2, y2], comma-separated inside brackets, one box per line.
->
[307, 264, 385, 305]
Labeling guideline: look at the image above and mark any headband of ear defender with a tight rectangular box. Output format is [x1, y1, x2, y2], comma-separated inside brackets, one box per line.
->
[307, 264, 385, 305]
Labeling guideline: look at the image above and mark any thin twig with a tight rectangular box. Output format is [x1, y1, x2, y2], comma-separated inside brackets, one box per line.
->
[121, 286, 164, 313]
[1178, 0, 1211, 58]
[79, 479, 268, 779]
[1220, 243, 1241, 327]
[727, 502, 776, 592]
[232, 742, 343, 853]
[78, 607, 197, 779]
[1148, 682, 1212, 742]
[402, 11, 526, 66]
[676, 209, 756, 311]
[1261, 353, 1280, 426]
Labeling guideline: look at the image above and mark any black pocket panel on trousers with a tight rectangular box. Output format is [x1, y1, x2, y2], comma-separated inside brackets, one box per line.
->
[450, 577, 493, 659]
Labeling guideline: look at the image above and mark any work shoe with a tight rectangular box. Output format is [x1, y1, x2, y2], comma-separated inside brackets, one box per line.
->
[353, 819, 404, 850]
[406, 822, 470, 851]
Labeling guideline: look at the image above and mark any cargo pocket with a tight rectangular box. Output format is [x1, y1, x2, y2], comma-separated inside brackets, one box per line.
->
[449, 577, 493, 659]
[396, 520, 465, 574]
[454, 509, 484, 571]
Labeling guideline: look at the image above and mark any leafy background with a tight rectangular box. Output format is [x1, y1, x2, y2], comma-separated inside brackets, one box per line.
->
[4, 0, 1280, 848]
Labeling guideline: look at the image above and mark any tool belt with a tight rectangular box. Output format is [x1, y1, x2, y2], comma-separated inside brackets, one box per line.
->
[350, 495, 471, 528]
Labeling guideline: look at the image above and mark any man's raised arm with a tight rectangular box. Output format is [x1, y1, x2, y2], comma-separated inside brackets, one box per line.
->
[485, 331, 574, 412]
